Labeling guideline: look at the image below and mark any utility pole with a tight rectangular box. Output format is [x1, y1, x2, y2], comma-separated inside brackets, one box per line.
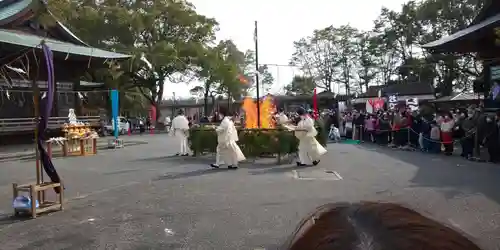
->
[254, 20, 261, 128]
[172, 92, 176, 119]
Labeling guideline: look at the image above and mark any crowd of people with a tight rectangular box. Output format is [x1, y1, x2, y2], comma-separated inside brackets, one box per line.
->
[322, 105, 500, 163]
[164, 101, 500, 164]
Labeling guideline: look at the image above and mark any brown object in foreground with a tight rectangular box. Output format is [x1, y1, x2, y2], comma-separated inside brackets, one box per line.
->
[11, 83, 65, 219]
[284, 201, 482, 250]
[12, 182, 64, 219]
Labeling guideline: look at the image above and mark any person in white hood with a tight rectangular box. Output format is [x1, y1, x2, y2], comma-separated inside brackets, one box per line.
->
[277, 108, 289, 124]
[288, 107, 327, 166]
[170, 110, 190, 156]
[210, 108, 245, 169]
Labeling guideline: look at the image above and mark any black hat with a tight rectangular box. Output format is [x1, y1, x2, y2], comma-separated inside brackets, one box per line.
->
[297, 107, 306, 116]
[219, 107, 229, 117]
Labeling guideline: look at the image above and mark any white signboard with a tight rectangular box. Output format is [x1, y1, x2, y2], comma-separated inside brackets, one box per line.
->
[388, 94, 398, 110]
[406, 98, 419, 111]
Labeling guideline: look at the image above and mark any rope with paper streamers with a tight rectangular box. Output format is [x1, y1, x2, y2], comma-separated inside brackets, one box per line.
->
[343, 124, 496, 158]
[0, 89, 147, 94]
[0, 48, 37, 109]
[343, 125, 478, 144]
[0, 89, 148, 109]
[0, 47, 36, 89]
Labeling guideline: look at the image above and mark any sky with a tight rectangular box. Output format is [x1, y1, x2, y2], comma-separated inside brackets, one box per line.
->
[163, 0, 409, 99]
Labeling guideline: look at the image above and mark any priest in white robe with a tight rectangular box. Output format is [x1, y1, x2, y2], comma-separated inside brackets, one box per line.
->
[170, 110, 190, 156]
[277, 108, 289, 125]
[210, 108, 245, 169]
[288, 108, 327, 166]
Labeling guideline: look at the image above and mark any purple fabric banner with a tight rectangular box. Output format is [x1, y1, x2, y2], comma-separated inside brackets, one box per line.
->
[39, 43, 61, 193]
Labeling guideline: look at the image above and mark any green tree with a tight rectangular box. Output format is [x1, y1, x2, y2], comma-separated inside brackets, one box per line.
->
[48, 0, 220, 121]
[285, 0, 486, 98]
[284, 76, 316, 96]
[290, 27, 339, 92]
[194, 40, 247, 114]
[257, 64, 274, 92]
[333, 25, 359, 96]
[239, 50, 274, 94]
[354, 32, 379, 92]
[417, 0, 483, 95]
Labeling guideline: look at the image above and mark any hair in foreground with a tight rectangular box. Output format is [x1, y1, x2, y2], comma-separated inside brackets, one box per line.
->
[283, 202, 481, 250]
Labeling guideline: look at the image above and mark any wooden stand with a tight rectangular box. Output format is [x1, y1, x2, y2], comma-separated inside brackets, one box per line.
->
[12, 182, 64, 218]
[46, 140, 65, 158]
[12, 81, 64, 219]
[62, 138, 97, 156]
[81, 138, 97, 156]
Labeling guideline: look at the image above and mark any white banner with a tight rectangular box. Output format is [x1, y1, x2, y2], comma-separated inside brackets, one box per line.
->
[406, 98, 419, 111]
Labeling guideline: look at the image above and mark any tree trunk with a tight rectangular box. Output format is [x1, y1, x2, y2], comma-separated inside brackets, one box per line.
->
[155, 77, 165, 122]
[204, 90, 209, 116]
[211, 94, 216, 114]
[73, 80, 81, 116]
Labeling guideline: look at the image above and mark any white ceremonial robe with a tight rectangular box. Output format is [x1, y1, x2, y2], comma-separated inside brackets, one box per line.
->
[295, 117, 327, 165]
[215, 117, 245, 166]
[170, 115, 190, 155]
[278, 113, 289, 125]
[164, 117, 171, 132]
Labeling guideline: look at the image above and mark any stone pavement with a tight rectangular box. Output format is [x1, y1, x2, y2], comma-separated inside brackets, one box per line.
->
[0, 135, 499, 249]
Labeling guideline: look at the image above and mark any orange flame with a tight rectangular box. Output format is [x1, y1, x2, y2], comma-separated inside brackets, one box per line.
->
[242, 95, 276, 129]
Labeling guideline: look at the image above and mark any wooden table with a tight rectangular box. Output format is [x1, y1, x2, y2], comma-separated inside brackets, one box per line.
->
[57, 138, 98, 157]
[64, 138, 97, 156]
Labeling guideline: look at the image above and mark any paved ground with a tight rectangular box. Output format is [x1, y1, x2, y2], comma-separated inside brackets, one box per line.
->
[0, 135, 150, 161]
[0, 135, 499, 250]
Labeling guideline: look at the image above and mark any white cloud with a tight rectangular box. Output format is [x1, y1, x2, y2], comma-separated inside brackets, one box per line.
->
[163, 0, 409, 99]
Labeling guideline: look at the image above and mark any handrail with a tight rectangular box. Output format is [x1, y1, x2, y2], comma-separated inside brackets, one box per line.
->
[0, 116, 101, 132]
[0, 116, 100, 121]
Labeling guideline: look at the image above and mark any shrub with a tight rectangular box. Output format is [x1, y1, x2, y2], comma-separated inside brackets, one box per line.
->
[188, 123, 326, 157]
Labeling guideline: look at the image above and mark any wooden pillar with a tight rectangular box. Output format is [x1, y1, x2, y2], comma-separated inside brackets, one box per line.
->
[73, 78, 82, 116]
[52, 79, 58, 117]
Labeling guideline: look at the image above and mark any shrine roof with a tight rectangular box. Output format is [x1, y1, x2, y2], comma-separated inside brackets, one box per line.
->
[421, 12, 500, 53]
[362, 82, 434, 97]
[0, 0, 130, 60]
[0, 29, 130, 59]
[431, 92, 482, 102]
[0, 0, 31, 24]
[471, 0, 499, 26]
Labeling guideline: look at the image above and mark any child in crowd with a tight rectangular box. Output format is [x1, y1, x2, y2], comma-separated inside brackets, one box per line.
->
[364, 115, 375, 142]
[429, 121, 441, 153]
[440, 113, 455, 155]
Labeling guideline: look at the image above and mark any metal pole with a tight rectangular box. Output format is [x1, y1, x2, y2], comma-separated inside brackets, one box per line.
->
[172, 92, 176, 118]
[227, 87, 231, 111]
[254, 20, 261, 128]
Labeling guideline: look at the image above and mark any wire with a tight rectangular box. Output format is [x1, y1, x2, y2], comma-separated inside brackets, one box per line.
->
[0, 47, 34, 66]
[0, 89, 146, 96]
